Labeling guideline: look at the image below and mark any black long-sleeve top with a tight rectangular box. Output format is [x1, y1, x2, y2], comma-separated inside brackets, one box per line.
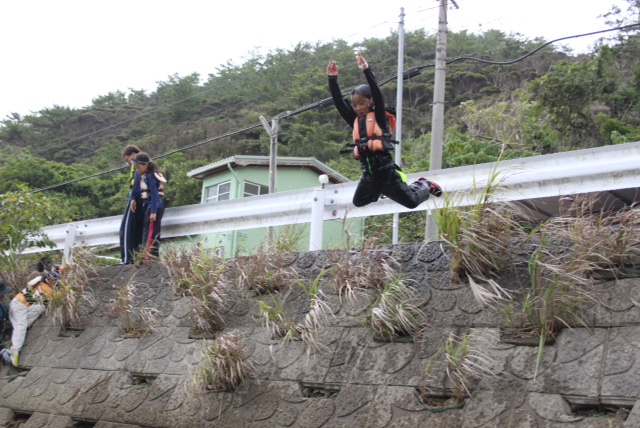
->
[328, 67, 389, 133]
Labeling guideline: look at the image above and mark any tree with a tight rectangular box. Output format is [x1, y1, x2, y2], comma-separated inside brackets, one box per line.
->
[0, 188, 64, 268]
[529, 60, 602, 149]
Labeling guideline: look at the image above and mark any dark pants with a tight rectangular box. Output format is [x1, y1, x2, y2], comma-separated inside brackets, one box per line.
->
[119, 197, 145, 264]
[142, 205, 165, 258]
[353, 167, 431, 209]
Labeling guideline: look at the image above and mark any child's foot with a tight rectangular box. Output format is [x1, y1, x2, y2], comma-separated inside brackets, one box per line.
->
[417, 177, 443, 197]
[1, 348, 19, 367]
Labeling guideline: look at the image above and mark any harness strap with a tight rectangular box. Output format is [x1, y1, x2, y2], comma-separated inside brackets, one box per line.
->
[15, 293, 32, 307]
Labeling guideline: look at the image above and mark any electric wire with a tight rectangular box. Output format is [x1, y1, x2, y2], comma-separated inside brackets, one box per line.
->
[24, 23, 640, 194]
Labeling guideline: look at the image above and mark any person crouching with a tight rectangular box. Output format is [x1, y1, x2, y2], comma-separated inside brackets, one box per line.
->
[1, 259, 64, 367]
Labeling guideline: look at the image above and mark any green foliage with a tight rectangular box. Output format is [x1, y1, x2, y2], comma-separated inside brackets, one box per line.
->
[0, 190, 62, 275]
[599, 118, 640, 144]
[529, 60, 602, 149]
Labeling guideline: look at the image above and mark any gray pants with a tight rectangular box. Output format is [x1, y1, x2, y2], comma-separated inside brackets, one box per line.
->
[9, 299, 45, 352]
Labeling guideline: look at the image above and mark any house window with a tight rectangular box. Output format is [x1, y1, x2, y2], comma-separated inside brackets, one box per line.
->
[243, 181, 269, 197]
[205, 181, 231, 202]
[205, 247, 224, 257]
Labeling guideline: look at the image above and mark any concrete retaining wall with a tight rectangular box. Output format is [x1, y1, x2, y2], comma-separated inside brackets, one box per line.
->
[1, 242, 639, 427]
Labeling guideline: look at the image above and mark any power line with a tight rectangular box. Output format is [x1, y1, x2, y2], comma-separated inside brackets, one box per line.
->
[26, 24, 640, 194]
[28, 123, 263, 194]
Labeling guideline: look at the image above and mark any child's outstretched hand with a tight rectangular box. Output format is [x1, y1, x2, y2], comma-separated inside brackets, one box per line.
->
[356, 52, 369, 70]
[327, 61, 338, 77]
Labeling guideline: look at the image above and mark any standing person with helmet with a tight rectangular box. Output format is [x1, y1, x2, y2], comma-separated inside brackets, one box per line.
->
[120, 145, 145, 264]
[1, 259, 64, 367]
[130, 152, 167, 259]
[327, 52, 442, 209]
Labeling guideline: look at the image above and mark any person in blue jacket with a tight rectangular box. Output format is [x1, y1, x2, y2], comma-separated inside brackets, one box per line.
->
[131, 152, 167, 259]
[119, 145, 145, 264]
[327, 52, 442, 209]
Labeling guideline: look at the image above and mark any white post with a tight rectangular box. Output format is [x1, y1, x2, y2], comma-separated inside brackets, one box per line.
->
[63, 223, 78, 266]
[393, 7, 406, 245]
[309, 187, 325, 251]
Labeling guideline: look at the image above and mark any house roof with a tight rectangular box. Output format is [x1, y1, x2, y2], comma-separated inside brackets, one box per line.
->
[186, 155, 351, 183]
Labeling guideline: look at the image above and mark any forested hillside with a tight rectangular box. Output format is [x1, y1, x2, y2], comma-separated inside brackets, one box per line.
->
[0, 2, 639, 244]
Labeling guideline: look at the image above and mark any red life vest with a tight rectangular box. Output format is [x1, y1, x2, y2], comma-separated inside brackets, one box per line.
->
[352, 111, 397, 160]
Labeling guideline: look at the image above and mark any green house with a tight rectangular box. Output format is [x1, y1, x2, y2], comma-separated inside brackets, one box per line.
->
[186, 156, 363, 257]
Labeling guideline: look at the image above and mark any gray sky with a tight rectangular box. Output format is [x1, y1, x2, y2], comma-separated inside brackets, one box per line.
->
[0, 0, 625, 121]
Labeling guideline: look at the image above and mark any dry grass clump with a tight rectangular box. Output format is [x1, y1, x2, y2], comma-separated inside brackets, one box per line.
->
[329, 237, 398, 306]
[556, 195, 640, 275]
[0, 254, 43, 296]
[258, 270, 332, 357]
[234, 244, 301, 296]
[368, 264, 427, 342]
[501, 197, 640, 377]
[190, 332, 255, 392]
[432, 168, 523, 308]
[162, 243, 229, 335]
[107, 279, 161, 338]
[47, 247, 97, 330]
[421, 332, 495, 406]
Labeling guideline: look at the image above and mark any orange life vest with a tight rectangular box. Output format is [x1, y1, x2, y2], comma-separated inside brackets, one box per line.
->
[15, 265, 66, 306]
[352, 111, 397, 160]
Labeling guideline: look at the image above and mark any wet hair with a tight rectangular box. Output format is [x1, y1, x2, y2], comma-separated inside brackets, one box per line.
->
[37, 257, 51, 272]
[351, 84, 372, 99]
[121, 145, 141, 157]
[133, 152, 163, 175]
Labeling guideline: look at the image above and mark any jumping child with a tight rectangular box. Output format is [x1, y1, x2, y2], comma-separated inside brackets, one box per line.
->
[327, 52, 442, 208]
[131, 152, 167, 259]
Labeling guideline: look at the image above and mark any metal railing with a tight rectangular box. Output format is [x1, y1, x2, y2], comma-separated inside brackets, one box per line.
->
[24, 141, 640, 257]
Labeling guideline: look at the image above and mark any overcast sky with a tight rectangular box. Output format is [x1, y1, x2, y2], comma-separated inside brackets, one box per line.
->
[0, 0, 626, 121]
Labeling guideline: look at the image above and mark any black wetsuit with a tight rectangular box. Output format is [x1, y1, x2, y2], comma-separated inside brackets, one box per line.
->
[328, 67, 431, 209]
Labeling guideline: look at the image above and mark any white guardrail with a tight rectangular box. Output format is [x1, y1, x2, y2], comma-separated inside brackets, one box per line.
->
[24, 141, 640, 256]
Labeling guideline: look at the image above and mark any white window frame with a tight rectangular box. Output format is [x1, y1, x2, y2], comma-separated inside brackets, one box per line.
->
[205, 181, 231, 203]
[243, 181, 269, 198]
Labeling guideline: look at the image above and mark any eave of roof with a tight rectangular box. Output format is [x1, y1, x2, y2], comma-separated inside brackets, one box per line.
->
[186, 155, 350, 183]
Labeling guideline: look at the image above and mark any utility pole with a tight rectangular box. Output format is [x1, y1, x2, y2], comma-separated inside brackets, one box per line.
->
[429, 0, 447, 173]
[260, 115, 279, 242]
[392, 7, 406, 245]
[425, 0, 456, 241]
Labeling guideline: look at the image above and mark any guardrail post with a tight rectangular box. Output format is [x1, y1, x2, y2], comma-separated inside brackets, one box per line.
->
[309, 187, 325, 251]
[63, 223, 78, 266]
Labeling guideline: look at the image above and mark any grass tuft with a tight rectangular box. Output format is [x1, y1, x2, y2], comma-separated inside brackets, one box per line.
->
[190, 332, 255, 392]
[162, 243, 229, 335]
